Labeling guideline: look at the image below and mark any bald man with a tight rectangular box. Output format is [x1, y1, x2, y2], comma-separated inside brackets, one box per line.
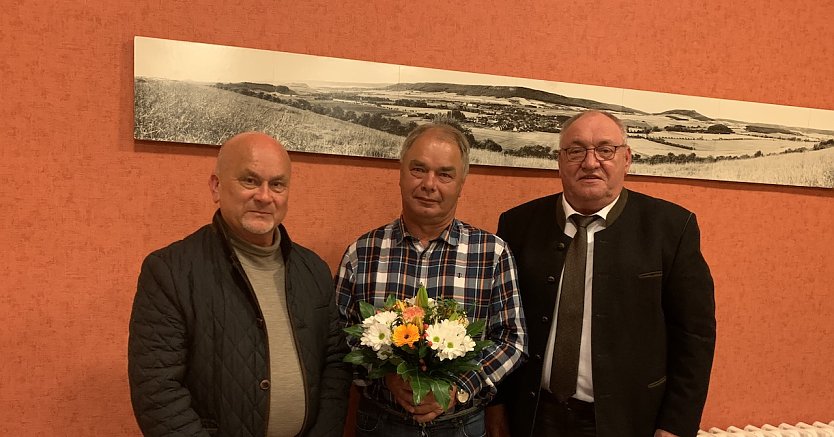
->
[129, 132, 351, 437]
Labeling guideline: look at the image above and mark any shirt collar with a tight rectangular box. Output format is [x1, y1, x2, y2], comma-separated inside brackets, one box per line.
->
[561, 194, 620, 224]
[393, 216, 461, 246]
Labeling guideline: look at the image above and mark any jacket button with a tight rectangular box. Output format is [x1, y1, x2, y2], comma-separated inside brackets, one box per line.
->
[534, 354, 542, 361]
[541, 316, 549, 324]
[256, 318, 265, 328]
[259, 379, 270, 390]
[546, 276, 556, 283]
[529, 391, 537, 399]
[557, 242, 566, 250]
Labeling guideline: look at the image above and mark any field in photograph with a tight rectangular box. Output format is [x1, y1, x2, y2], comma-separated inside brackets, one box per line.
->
[135, 78, 402, 157]
[630, 146, 834, 188]
[469, 127, 560, 150]
[470, 147, 556, 169]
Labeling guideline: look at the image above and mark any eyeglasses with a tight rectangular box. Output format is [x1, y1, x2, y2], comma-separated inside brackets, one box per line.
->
[559, 145, 627, 162]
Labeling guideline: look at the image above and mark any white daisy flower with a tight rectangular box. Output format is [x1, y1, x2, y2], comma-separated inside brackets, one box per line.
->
[363, 310, 398, 328]
[360, 322, 393, 351]
[426, 319, 475, 360]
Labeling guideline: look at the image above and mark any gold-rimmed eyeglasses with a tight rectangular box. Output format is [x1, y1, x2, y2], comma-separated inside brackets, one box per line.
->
[559, 145, 627, 162]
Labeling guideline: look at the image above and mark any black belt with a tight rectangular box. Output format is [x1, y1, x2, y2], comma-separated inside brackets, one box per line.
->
[539, 390, 595, 418]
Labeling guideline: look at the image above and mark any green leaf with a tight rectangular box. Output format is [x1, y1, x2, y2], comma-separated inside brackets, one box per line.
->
[397, 362, 431, 406]
[444, 361, 481, 373]
[396, 361, 417, 377]
[416, 284, 429, 309]
[368, 366, 390, 379]
[384, 294, 397, 308]
[429, 379, 452, 411]
[343, 349, 369, 365]
[466, 319, 487, 337]
[474, 340, 493, 351]
[343, 325, 364, 339]
[359, 301, 376, 320]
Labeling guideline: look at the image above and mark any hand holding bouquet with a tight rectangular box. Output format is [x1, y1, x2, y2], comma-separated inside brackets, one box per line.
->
[343, 285, 492, 411]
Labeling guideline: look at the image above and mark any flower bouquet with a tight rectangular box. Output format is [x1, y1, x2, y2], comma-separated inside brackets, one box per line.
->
[343, 285, 492, 410]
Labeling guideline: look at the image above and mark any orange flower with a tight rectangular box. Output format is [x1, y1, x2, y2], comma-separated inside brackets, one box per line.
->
[392, 323, 420, 348]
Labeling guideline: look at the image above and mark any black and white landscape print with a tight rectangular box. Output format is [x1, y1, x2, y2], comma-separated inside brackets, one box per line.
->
[134, 37, 834, 188]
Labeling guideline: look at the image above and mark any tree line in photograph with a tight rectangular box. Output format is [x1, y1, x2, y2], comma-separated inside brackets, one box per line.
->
[214, 82, 834, 165]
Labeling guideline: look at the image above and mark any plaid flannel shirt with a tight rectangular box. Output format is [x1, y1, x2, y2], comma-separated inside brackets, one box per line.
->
[336, 217, 527, 413]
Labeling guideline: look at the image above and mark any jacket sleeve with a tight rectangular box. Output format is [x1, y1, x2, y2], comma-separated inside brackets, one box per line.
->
[306, 263, 352, 437]
[656, 213, 716, 437]
[128, 253, 209, 437]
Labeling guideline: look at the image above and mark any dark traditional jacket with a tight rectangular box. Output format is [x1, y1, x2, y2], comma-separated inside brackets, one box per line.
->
[129, 211, 351, 436]
[494, 190, 716, 437]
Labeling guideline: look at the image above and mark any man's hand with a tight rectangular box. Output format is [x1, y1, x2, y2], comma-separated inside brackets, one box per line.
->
[654, 430, 680, 437]
[384, 373, 458, 423]
[485, 404, 511, 437]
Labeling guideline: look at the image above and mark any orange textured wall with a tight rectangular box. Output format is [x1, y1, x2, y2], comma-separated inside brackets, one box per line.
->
[1, 1, 832, 435]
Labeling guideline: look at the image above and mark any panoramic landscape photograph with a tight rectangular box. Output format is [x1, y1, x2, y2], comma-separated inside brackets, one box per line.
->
[134, 36, 834, 188]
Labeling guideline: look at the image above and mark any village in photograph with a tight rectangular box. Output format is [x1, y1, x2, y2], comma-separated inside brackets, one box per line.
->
[134, 37, 834, 188]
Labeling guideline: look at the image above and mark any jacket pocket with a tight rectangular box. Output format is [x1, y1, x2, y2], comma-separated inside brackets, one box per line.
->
[638, 271, 663, 279]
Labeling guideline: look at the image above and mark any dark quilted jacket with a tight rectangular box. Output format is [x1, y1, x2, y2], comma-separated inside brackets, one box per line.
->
[128, 211, 351, 436]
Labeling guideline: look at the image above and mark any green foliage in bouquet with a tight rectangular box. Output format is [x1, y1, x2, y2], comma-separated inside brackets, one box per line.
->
[343, 285, 493, 410]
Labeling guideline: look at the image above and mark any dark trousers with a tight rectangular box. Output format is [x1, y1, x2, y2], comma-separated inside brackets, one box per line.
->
[532, 391, 596, 437]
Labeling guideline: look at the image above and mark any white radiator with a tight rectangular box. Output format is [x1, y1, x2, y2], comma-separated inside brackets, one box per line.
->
[698, 421, 834, 437]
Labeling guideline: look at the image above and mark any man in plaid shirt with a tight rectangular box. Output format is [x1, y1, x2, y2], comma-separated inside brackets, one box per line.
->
[336, 122, 527, 437]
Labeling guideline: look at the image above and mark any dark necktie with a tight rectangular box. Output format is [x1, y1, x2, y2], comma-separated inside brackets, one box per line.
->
[550, 214, 598, 401]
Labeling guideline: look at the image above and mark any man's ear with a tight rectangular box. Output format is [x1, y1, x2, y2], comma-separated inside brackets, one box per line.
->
[209, 174, 220, 203]
[624, 146, 633, 172]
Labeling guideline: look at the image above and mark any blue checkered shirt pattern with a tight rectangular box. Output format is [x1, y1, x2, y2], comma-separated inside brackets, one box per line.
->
[336, 217, 527, 412]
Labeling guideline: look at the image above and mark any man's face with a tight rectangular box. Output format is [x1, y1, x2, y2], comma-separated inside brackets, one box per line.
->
[209, 134, 291, 246]
[399, 129, 466, 229]
[558, 112, 632, 214]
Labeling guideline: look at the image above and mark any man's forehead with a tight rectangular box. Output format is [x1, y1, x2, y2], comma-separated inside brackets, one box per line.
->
[561, 116, 623, 145]
[239, 165, 289, 178]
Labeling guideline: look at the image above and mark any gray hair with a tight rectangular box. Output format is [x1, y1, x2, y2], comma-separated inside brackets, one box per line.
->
[559, 110, 628, 146]
[400, 123, 471, 176]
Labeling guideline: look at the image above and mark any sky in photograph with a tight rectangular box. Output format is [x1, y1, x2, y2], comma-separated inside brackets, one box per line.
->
[135, 36, 834, 131]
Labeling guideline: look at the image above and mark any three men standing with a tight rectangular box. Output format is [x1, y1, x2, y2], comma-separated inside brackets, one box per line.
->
[129, 110, 714, 437]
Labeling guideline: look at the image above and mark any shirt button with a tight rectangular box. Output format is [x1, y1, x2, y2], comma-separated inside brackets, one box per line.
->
[259, 379, 270, 390]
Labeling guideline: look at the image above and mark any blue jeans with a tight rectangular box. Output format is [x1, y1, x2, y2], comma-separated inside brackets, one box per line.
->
[355, 398, 485, 437]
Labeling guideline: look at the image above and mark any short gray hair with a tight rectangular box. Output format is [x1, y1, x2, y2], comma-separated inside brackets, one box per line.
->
[559, 110, 627, 146]
[400, 123, 471, 176]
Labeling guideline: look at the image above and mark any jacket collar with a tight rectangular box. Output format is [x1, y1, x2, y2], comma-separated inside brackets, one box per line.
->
[211, 209, 293, 262]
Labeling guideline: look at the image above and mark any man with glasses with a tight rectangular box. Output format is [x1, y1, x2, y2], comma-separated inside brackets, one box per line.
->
[487, 111, 715, 437]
